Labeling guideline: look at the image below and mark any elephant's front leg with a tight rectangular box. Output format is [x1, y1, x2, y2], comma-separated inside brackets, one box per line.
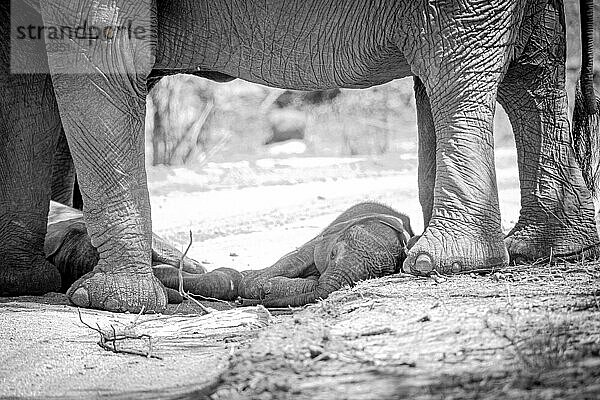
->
[403, 88, 509, 274]
[497, 2, 599, 263]
[40, 1, 166, 312]
[238, 241, 319, 301]
[400, 6, 514, 274]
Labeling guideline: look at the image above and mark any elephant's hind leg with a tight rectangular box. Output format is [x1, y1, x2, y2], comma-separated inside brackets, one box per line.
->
[497, 3, 599, 263]
[413, 76, 436, 228]
[0, 72, 62, 295]
[50, 128, 77, 208]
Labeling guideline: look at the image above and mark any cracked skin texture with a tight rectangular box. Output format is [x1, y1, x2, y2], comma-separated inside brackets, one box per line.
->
[46, 202, 413, 307]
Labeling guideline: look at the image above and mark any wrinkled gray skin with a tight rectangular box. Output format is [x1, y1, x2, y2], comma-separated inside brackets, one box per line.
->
[46, 201, 206, 302]
[1, 0, 598, 313]
[48, 201, 412, 307]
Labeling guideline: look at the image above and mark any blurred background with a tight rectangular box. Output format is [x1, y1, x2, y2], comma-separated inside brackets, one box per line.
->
[145, 1, 599, 264]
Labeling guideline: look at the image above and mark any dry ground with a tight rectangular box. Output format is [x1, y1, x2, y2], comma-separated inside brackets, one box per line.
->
[2, 153, 600, 399]
[212, 263, 600, 399]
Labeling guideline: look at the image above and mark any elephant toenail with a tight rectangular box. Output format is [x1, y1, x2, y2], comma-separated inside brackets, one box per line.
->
[451, 262, 461, 273]
[104, 298, 120, 312]
[69, 287, 90, 307]
[415, 254, 433, 274]
[263, 281, 272, 295]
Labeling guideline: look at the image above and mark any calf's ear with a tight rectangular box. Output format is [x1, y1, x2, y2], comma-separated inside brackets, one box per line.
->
[374, 215, 412, 245]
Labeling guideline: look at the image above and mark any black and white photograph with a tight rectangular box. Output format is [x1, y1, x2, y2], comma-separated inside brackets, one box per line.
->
[1, 0, 599, 398]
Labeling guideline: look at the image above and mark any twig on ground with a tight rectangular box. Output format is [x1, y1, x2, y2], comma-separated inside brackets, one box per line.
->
[132, 305, 145, 326]
[188, 293, 235, 308]
[78, 309, 162, 359]
[178, 231, 212, 314]
[431, 270, 447, 284]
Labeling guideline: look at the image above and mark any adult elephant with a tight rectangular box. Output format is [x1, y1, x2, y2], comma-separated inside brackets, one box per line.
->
[0, 0, 597, 313]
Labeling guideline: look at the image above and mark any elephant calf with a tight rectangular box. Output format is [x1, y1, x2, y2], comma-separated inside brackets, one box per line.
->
[46, 201, 412, 307]
[236, 201, 413, 307]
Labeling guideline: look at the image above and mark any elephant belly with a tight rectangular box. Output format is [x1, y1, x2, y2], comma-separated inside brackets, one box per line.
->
[155, 0, 413, 90]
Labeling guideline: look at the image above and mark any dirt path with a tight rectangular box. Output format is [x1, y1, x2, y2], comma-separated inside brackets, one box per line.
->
[0, 295, 225, 398]
[5, 153, 598, 399]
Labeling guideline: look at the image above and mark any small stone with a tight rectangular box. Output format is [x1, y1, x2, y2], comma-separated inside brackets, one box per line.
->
[308, 345, 323, 358]
[417, 315, 430, 323]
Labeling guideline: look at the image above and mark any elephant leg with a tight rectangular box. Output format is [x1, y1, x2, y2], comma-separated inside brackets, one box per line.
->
[497, 3, 599, 263]
[0, 72, 63, 294]
[39, 1, 166, 313]
[238, 240, 318, 300]
[414, 76, 436, 227]
[153, 266, 243, 301]
[51, 128, 83, 210]
[399, 4, 515, 274]
[50, 127, 76, 207]
[0, 2, 62, 294]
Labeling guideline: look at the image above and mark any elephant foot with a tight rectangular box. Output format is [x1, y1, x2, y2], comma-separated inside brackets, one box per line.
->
[66, 266, 168, 313]
[402, 219, 508, 275]
[505, 216, 600, 264]
[0, 256, 62, 295]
